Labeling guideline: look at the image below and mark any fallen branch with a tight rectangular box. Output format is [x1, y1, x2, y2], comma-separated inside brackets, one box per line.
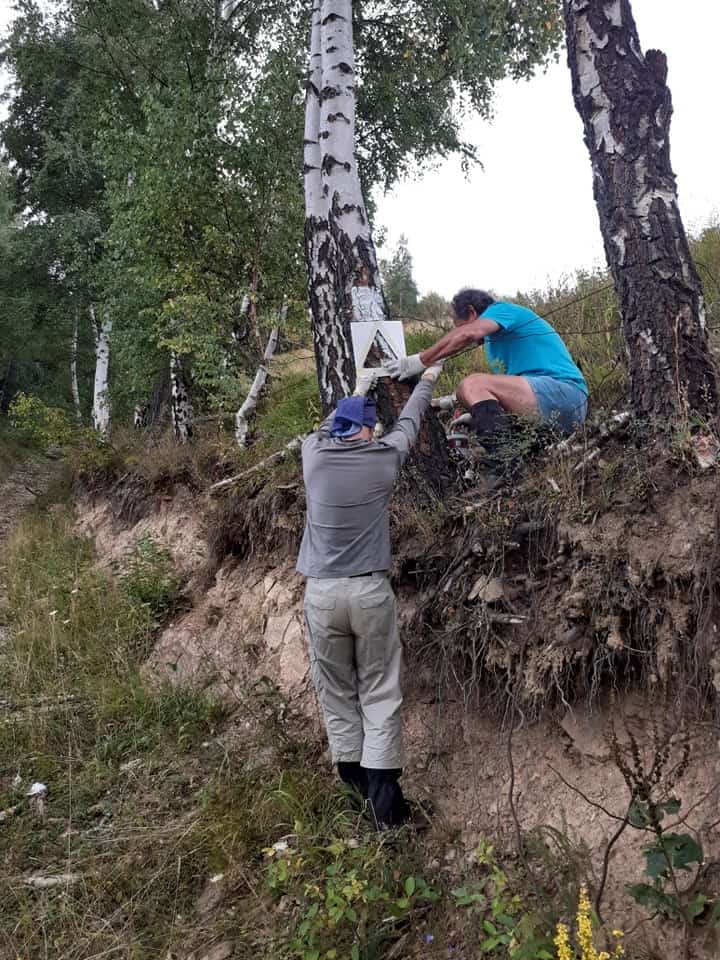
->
[235, 306, 285, 447]
[23, 873, 81, 889]
[209, 436, 304, 495]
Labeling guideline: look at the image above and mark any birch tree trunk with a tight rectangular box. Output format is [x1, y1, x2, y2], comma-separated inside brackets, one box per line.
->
[90, 304, 112, 435]
[301, 0, 452, 490]
[304, 0, 354, 412]
[317, 0, 451, 489]
[564, 0, 717, 420]
[320, 0, 385, 319]
[70, 306, 82, 425]
[170, 351, 194, 443]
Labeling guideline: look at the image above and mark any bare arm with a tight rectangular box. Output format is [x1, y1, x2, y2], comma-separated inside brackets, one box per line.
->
[419, 318, 501, 366]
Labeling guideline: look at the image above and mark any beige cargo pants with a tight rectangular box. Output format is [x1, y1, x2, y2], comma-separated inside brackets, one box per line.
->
[303, 573, 403, 769]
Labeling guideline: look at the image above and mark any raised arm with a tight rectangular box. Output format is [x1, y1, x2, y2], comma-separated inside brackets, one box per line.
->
[419, 317, 500, 366]
[386, 318, 501, 381]
[382, 367, 441, 463]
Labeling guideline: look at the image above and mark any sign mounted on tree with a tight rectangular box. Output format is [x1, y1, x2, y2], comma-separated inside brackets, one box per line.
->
[351, 319, 406, 374]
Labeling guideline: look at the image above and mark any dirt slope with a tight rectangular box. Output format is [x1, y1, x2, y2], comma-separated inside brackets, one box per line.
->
[0, 456, 58, 547]
[72, 421, 720, 957]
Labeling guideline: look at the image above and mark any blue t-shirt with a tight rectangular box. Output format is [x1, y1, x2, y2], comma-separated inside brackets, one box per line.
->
[481, 302, 588, 394]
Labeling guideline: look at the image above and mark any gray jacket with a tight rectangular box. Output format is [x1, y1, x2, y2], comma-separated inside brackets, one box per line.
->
[296, 380, 434, 578]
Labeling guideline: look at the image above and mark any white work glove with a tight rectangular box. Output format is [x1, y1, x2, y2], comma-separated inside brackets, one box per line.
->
[420, 363, 444, 385]
[353, 368, 378, 396]
[385, 353, 426, 381]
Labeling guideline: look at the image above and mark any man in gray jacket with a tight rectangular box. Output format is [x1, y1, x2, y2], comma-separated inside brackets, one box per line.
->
[297, 364, 442, 828]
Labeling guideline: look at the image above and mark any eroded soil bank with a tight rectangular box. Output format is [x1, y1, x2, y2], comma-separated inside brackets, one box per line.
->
[74, 427, 720, 956]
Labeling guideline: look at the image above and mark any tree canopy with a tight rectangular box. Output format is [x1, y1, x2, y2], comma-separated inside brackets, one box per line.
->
[0, 0, 563, 426]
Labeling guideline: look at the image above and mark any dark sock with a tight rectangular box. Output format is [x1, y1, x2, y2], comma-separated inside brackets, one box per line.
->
[364, 768, 410, 829]
[337, 762, 368, 800]
[469, 399, 508, 442]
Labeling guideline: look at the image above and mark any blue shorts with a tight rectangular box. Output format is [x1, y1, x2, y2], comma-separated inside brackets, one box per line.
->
[525, 376, 588, 433]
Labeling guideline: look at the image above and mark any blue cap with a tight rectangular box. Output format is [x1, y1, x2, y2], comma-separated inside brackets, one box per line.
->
[330, 397, 377, 438]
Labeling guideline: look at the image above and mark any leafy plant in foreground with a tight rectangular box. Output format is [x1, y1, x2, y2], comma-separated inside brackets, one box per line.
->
[265, 833, 439, 960]
[452, 838, 555, 959]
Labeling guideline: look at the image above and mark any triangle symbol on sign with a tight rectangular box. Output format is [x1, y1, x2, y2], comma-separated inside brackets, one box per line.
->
[364, 328, 399, 367]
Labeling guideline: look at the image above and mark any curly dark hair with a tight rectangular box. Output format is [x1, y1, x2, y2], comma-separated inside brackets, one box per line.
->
[451, 288, 495, 322]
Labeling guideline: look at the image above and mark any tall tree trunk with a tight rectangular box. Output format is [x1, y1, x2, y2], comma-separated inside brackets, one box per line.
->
[317, 0, 451, 489]
[301, 0, 452, 490]
[304, 0, 354, 412]
[70, 306, 82, 425]
[90, 304, 112, 435]
[170, 351, 194, 443]
[564, 0, 717, 420]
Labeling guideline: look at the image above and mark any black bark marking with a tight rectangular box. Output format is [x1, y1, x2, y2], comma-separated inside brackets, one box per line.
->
[321, 155, 352, 175]
[327, 112, 351, 124]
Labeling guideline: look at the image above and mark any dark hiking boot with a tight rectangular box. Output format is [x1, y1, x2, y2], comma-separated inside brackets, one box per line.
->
[364, 768, 410, 830]
[338, 762, 368, 810]
[468, 400, 511, 450]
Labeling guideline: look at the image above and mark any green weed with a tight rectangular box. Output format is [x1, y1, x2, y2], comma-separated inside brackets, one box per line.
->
[119, 532, 182, 628]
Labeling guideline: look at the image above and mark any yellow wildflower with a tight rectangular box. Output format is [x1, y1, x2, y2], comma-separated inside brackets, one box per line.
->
[554, 886, 625, 960]
[554, 922, 573, 960]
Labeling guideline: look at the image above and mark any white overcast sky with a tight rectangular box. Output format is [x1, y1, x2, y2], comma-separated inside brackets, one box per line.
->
[376, 0, 720, 299]
[1, 1, 718, 299]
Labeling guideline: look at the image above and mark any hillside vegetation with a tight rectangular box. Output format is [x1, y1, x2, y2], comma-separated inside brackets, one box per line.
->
[2, 237, 720, 959]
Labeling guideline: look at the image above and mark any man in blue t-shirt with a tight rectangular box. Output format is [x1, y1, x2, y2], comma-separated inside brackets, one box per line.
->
[386, 288, 588, 441]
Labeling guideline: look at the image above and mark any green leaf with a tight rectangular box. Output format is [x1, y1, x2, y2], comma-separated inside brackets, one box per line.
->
[480, 937, 502, 951]
[404, 876, 416, 897]
[351, 947, 360, 960]
[706, 900, 720, 929]
[686, 893, 709, 922]
[345, 907, 358, 923]
[298, 920, 310, 938]
[664, 833, 703, 871]
[396, 897, 410, 910]
[307, 902, 320, 919]
[627, 882, 683, 919]
[660, 797, 682, 816]
[304, 952, 320, 960]
[483, 920, 498, 935]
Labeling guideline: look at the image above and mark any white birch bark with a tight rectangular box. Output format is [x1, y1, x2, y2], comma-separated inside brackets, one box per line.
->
[90, 304, 112, 435]
[70, 307, 82, 425]
[170, 352, 194, 443]
[304, 0, 354, 410]
[234, 307, 283, 447]
[319, 0, 386, 311]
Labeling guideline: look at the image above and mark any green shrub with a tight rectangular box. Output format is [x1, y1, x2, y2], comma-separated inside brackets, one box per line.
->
[9, 392, 79, 449]
[120, 533, 182, 627]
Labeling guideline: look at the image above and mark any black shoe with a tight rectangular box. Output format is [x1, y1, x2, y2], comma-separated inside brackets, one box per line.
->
[468, 400, 510, 449]
[338, 762, 369, 811]
[364, 768, 411, 830]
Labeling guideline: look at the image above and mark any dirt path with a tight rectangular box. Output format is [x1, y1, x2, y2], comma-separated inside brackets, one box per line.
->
[0, 456, 59, 546]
